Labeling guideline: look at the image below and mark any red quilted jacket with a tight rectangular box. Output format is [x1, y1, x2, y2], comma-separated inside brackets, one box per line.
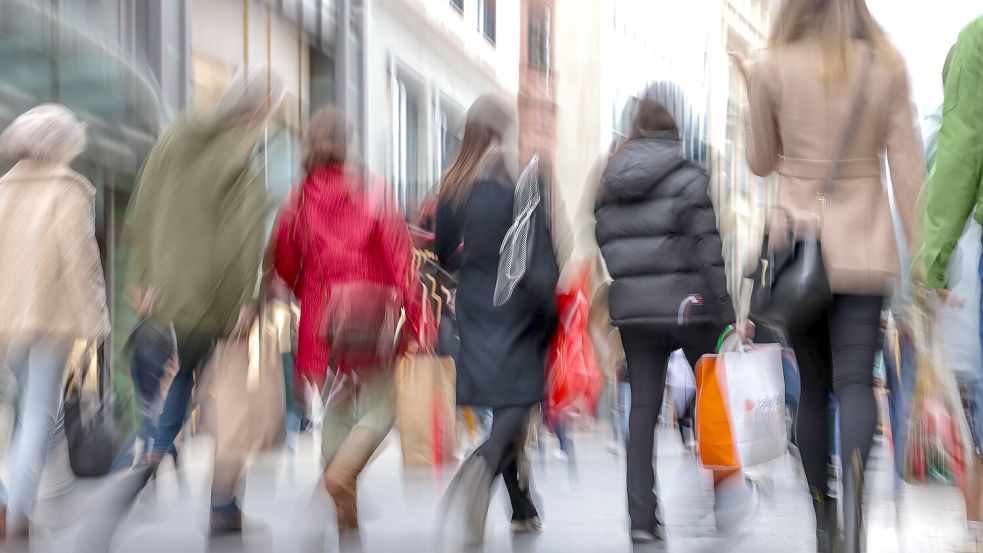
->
[272, 164, 423, 382]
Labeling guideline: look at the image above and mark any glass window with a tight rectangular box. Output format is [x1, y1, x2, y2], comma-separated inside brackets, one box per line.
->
[394, 79, 421, 211]
[450, 0, 464, 13]
[309, 46, 336, 112]
[478, 0, 496, 44]
[437, 105, 462, 177]
[528, 5, 550, 71]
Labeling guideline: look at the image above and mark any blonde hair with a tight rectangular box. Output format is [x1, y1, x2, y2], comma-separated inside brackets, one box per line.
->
[0, 104, 86, 164]
[769, 0, 896, 81]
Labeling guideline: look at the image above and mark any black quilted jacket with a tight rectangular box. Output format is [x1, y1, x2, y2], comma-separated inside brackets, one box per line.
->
[595, 134, 733, 329]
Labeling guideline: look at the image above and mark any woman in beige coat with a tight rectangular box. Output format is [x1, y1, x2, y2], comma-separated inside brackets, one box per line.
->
[734, 1, 923, 551]
[0, 104, 110, 539]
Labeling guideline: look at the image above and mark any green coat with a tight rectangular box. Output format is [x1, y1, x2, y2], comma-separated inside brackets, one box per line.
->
[127, 110, 268, 337]
[921, 17, 983, 288]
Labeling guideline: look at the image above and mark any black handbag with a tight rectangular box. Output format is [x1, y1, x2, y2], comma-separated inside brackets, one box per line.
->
[64, 344, 119, 478]
[750, 52, 874, 332]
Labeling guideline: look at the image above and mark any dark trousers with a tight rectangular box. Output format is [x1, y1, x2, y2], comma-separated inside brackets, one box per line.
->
[789, 294, 883, 495]
[150, 332, 215, 456]
[620, 325, 718, 531]
[474, 405, 537, 520]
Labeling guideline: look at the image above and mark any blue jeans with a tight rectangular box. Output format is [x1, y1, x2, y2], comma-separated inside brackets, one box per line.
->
[112, 344, 172, 471]
[150, 334, 214, 456]
[613, 381, 631, 446]
[885, 326, 915, 481]
[0, 337, 72, 532]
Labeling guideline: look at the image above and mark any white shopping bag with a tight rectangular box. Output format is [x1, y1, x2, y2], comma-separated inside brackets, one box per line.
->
[696, 343, 786, 468]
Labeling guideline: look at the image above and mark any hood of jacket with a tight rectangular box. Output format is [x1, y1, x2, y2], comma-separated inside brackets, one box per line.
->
[599, 134, 688, 204]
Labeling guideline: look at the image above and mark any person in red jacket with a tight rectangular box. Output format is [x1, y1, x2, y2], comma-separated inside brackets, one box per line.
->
[270, 106, 424, 534]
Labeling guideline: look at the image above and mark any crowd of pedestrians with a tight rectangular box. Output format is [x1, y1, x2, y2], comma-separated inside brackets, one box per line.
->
[0, 1, 982, 552]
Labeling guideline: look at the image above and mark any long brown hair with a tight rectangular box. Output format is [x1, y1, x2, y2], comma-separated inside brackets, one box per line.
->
[769, 0, 896, 81]
[438, 95, 514, 211]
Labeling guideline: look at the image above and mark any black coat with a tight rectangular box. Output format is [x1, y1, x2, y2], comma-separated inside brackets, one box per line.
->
[595, 134, 732, 330]
[436, 160, 556, 408]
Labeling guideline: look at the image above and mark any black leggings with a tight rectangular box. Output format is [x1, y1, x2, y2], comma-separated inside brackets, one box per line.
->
[475, 405, 537, 520]
[620, 325, 718, 531]
[790, 294, 883, 496]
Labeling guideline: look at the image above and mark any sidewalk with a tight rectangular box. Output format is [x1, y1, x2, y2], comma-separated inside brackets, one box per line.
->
[24, 428, 972, 552]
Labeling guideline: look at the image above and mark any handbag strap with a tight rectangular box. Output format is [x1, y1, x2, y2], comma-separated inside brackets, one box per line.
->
[818, 49, 876, 214]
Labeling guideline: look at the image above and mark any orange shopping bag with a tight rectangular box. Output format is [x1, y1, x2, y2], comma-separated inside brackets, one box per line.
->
[695, 334, 786, 469]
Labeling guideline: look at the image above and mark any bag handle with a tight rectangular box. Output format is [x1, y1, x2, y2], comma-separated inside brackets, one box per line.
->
[817, 50, 875, 218]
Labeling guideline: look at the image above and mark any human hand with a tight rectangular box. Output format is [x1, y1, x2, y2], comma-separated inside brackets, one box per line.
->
[735, 319, 756, 343]
[937, 288, 966, 309]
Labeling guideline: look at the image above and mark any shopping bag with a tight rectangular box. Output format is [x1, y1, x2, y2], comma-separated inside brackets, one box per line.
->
[667, 350, 696, 419]
[545, 263, 602, 425]
[396, 355, 457, 467]
[903, 298, 973, 486]
[198, 316, 286, 494]
[695, 337, 786, 469]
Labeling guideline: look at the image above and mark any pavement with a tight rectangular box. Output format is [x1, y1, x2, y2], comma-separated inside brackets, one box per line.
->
[7, 426, 974, 553]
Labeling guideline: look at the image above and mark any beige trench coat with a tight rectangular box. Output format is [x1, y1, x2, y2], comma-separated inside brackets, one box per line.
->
[0, 161, 110, 341]
[745, 39, 925, 294]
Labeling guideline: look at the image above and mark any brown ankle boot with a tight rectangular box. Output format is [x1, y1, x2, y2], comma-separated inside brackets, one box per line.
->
[323, 427, 384, 533]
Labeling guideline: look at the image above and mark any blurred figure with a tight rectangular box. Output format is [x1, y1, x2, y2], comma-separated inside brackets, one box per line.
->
[270, 106, 423, 535]
[593, 87, 734, 543]
[0, 104, 110, 539]
[111, 288, 177, 471]
[666, 350, 696, 448]
[920, 17, 983, 551]
[610, 359, 630, 451]
[126, 67, 278, 532]
[435, 95, 555, 541]
[735, 0, 924, 550]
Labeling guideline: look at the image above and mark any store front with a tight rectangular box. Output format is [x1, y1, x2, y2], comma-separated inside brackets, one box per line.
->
[0, 0, 184, 432]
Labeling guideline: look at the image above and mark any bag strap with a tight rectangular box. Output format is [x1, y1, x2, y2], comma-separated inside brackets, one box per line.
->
[818, 50, 876, 213]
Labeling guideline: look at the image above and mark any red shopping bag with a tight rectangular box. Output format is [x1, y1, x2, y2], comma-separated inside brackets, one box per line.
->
[545, 264, 602, 425]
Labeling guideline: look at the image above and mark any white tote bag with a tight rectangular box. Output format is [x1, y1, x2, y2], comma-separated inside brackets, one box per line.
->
[696, 342, 786, 468]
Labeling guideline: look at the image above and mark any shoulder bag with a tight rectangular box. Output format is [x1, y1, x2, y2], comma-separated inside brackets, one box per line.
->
[750, 52, 874, 332]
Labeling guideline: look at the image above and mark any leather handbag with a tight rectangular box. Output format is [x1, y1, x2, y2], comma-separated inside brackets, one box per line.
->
[64, 342, 119, 478]
[750, 52, 874, 332]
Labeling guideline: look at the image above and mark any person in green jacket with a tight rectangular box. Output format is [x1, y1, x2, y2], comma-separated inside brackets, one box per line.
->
[921, 17, 983, 289]
[124, 66, 280, 532]
[919, 16, 983, 550]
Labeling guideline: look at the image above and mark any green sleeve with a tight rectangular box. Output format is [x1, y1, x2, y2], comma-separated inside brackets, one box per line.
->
[921, 18, 983, 288]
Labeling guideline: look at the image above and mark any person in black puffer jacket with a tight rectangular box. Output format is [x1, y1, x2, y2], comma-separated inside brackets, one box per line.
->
[595, 87, 741, 543]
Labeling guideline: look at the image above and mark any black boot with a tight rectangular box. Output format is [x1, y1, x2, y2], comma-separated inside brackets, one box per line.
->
[840, 451, 865, 553]
[812, 487, 838, 553]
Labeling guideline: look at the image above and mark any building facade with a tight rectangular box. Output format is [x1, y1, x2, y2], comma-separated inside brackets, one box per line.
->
[365, 0, 519, 212]
[518, 0, 556, 169]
